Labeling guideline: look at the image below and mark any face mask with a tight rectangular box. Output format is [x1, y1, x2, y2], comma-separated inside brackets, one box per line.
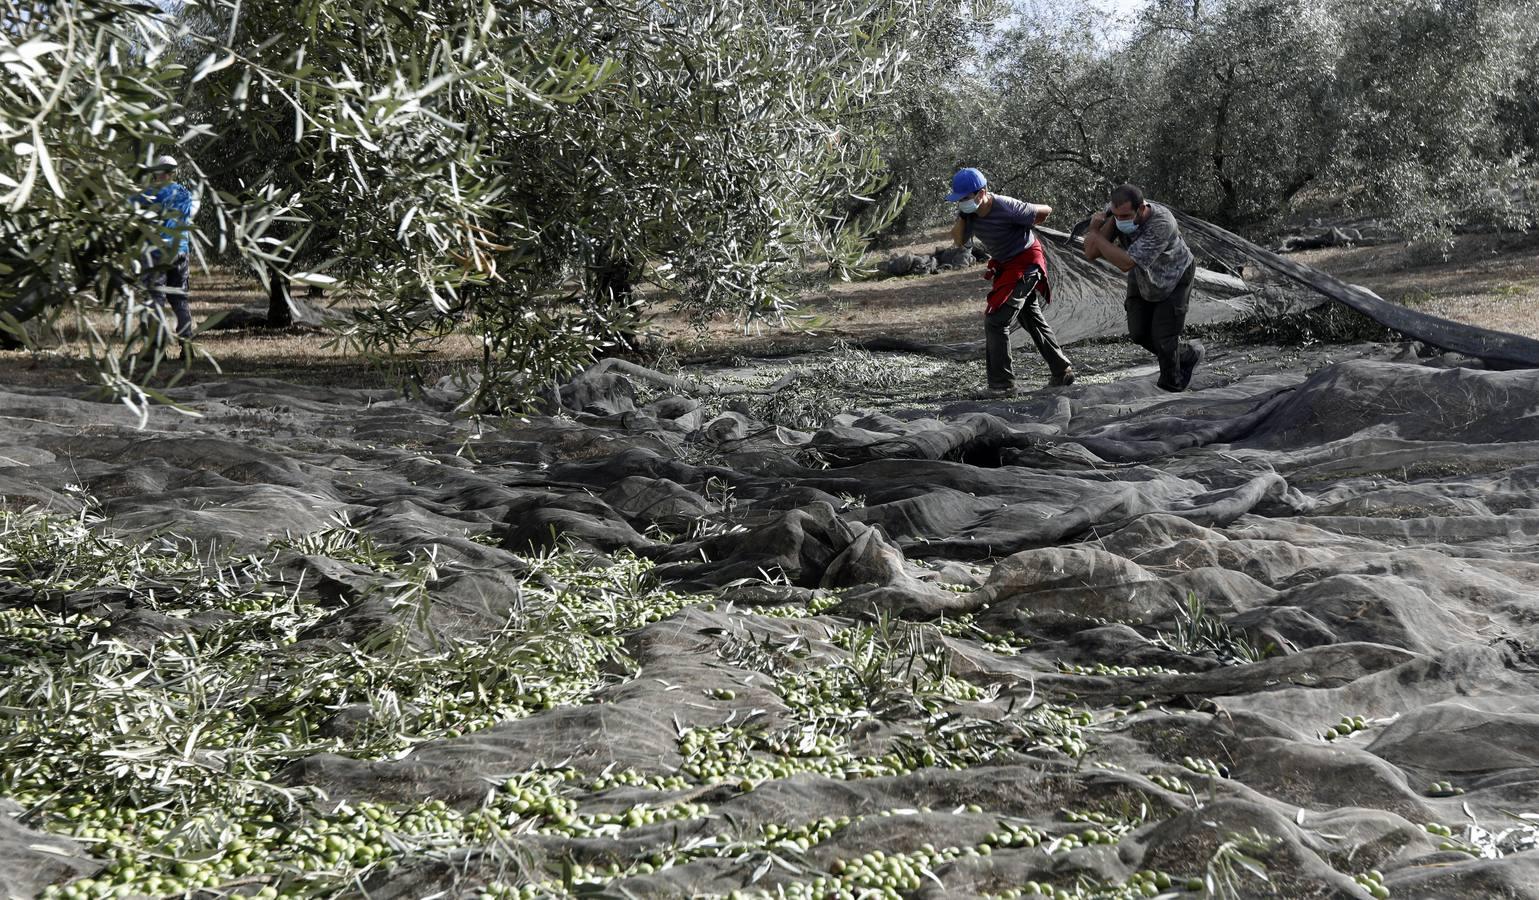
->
[958, 199, 980, 214]
[1115, 218, 1138, 235]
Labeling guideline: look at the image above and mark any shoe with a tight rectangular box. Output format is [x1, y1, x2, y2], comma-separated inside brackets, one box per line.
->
[985, 383, 1015, 396]
[1048, 368, 1076, 387]
[1177, 341, 1205, 390]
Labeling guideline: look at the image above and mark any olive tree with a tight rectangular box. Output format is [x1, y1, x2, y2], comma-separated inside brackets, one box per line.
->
[1496, 17, 1539, 168]
[3, 0, 958, 414]
[1326, 0, 1536, 235]
[972, 0, 1536, 232]
[1, 0, 204, 396]
[980, 7, 1147, 217]
[346, 0, 962, 404]
[1137, 0, 1342, 225]
[978, 0, 1342, 226]
[2, 0, 518, 413]
[855, 1, 1004, 238]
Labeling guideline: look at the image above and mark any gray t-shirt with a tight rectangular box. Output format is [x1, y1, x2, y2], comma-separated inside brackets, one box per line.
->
[961, 194, 1039, 262]
[1118, 201, 1195, 301]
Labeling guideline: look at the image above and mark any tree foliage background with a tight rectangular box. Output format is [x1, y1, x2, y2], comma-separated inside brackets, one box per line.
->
[2, 0, 1537, 412]
[2, 0, 974, 410]
[914, 0, 1539, 236]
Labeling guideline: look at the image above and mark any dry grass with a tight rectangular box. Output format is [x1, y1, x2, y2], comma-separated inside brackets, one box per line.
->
[648, 227, 984, 360]
[1295, 230, 1539, 339]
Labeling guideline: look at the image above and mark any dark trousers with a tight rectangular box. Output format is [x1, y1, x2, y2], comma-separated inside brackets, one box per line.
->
[1125, 262, 1195, 390]
[143, 250, 192, 337]
[985, 267, 1070, 388]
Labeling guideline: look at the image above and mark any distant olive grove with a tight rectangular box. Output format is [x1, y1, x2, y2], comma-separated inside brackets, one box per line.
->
[886, 0, 1539, 236]
[2, 0, 1534, 409]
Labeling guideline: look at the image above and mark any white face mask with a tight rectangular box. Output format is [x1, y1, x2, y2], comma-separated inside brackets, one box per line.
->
[958, 196, 981, 214]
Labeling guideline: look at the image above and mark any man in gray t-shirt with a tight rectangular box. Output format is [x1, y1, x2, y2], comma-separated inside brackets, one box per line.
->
[946, 167, 1073, 392]
[1081, 183, 1204, 392]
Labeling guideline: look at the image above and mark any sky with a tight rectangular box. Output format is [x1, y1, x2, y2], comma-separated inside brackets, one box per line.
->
[1089, 0, 1151, 42]
[1009, 0, 1152, 45]
[1089, 0, 1153, 16]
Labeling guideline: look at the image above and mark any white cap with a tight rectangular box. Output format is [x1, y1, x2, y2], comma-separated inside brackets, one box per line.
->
[148, 154, 178, 172]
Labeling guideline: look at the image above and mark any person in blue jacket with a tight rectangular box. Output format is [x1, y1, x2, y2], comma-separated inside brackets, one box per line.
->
[134, 155, 198, 338]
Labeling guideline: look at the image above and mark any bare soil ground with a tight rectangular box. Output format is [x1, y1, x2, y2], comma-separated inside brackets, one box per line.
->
[652, 226, 1539, 359]
[0, 269, 483, 391]
[2, 227, 1534, 391]
[1294, 229, 1539, 339]
[650, 229, 981, 360]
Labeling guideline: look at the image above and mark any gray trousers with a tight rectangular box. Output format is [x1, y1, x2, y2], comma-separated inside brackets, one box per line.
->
[985, 268, 1071, 388]
[1125, 262, 1195, 390]
[143, 250, 193, 337]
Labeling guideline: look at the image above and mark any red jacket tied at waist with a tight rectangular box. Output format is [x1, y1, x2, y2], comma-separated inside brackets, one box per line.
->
[984, 240, 1051, 315]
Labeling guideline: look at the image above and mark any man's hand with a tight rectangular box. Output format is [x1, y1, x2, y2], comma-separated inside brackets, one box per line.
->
[1083, 230, 1136, 272]
[1083, 230, 1106, 262]
[1089, 211, 1107, 232]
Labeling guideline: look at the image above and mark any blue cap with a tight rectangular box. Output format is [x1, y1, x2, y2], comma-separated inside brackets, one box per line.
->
[946, 168, 987, 202]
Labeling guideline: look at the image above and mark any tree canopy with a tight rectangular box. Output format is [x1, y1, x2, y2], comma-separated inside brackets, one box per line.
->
[2, 0, 967, 411]
[937, 0, 1538, 233]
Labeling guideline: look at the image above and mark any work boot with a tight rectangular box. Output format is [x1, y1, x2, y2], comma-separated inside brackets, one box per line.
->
[1177, 341, 1205, 391]
[1048, 367, 1076, 387]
